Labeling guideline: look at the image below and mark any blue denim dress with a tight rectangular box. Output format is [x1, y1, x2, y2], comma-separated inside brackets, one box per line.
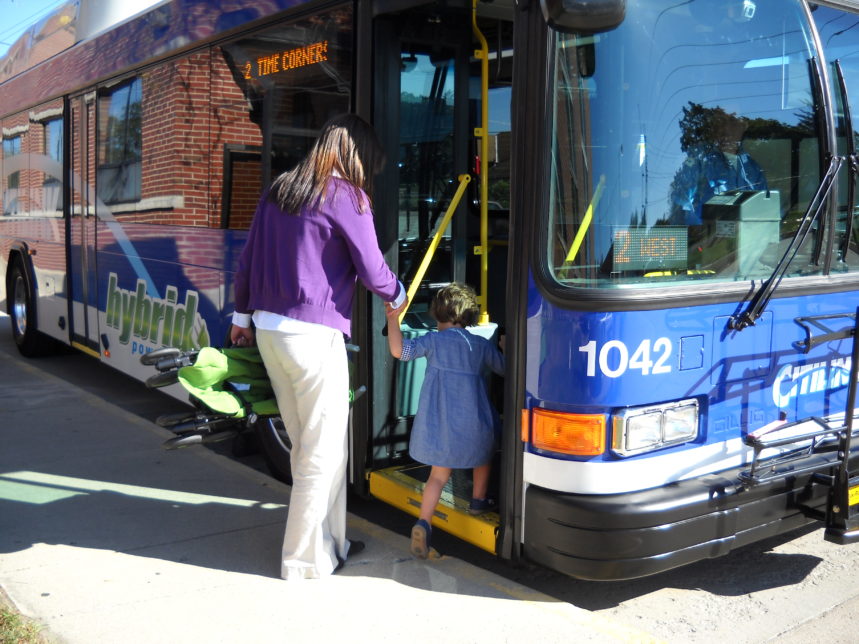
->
[400, 328, 505, 468]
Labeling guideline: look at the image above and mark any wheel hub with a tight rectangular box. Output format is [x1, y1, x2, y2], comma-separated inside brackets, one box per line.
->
[12, 275, 27, 337]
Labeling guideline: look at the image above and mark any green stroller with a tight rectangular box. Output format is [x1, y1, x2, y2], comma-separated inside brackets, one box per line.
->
[140, 344, 364, 483]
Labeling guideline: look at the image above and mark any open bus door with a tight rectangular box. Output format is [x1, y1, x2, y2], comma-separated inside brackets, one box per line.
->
[359, 0, 514, 555]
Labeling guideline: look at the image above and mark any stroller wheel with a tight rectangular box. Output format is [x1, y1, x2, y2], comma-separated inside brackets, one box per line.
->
[156, 411, 197, 428]
[146, 370, 179, 389]
[201, 429, 239, 444]
[140, 347, 181, 366]
[162, 433, 204, 450]
[255, 416, 292, 485]
[162, 429, 240, 450]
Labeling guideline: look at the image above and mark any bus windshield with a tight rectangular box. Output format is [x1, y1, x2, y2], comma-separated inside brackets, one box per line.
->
[546, 0, 821, 288]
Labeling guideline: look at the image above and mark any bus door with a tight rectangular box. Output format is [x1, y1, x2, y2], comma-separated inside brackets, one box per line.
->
[68, 92, 100, 357]
[365, 2, 514, 553]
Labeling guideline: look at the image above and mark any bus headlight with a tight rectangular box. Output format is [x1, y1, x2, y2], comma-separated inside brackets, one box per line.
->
[611, 399, 699, 457]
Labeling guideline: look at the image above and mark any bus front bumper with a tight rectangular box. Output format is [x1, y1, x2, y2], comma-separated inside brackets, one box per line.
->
[522, 451, 859, 581]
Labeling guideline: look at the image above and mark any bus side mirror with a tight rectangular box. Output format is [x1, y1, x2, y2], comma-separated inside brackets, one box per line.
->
[540, 0, 625, 34]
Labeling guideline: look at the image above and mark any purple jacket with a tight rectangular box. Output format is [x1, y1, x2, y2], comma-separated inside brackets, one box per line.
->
[233, 178, 399, 336]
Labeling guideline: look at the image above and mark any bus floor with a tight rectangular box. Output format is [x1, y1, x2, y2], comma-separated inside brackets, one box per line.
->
[368, 459, 500, 554]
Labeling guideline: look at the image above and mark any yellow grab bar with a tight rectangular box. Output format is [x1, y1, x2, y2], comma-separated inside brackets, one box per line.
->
[564, 174, 606, 264]
[473, 0, 490, 324]
[400, 174, 473, 322]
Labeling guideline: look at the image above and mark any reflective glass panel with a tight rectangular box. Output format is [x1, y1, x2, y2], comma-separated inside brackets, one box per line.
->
[546, 0, 820, 288]
[813, 4, 859, 272]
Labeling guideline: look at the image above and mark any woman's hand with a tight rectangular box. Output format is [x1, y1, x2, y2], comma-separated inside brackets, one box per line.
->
[230, 324, 255, 347]
[385, 298, 408, 320]
[384, 298, 408, 359]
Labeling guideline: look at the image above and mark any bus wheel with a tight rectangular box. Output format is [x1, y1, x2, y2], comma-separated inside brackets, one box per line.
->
[8, 259, 44, 357]
[255, 416, 292, 484]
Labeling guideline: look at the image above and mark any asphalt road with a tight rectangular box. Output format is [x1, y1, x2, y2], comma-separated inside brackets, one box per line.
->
[1, 315, 857, 643]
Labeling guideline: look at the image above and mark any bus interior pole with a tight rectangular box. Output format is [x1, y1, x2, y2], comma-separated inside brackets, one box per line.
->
[473, 0, 490, 324]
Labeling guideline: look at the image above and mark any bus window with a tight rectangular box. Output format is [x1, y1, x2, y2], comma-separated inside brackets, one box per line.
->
[218, 5, 354, 230]
[97, 79, 142, 208]
[35, 109, 63, 219]
[546, 0, 820, 288]
[813, 5, 859, 272]
[2, 130, 23, 216]
[96, 51, 221, 227]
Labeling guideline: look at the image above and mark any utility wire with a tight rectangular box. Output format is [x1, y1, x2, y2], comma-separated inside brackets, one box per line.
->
[0, 0, 67, 49]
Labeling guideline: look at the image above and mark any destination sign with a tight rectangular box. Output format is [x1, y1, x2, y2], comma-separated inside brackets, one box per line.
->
[243, 41, 328, 80]
[613, 226, 688, 271]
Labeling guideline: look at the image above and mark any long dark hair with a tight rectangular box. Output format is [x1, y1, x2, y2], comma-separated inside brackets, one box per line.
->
[268, 114, 385, 214]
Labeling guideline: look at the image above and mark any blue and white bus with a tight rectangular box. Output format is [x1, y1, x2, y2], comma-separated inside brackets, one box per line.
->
[1, 0, 857, 580]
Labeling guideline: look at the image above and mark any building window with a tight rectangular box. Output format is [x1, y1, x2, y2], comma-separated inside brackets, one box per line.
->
[98, 78, 142, 204]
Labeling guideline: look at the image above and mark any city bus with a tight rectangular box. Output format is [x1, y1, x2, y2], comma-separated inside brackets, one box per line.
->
[2, 0, 858, 581]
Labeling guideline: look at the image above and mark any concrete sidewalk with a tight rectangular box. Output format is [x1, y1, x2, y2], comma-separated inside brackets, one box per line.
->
[0, 333, 658, 643]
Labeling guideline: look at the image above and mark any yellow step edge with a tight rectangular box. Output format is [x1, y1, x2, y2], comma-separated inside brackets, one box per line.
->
[369, 465, 498, 554]
[72, 341, 100, 359]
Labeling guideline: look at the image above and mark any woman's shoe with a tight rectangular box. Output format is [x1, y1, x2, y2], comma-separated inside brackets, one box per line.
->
[410, 519, 431, 559]
[334, 539, 366, 572]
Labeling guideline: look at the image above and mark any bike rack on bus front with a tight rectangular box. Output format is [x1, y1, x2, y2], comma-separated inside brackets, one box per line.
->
[738, 311, 859, 544]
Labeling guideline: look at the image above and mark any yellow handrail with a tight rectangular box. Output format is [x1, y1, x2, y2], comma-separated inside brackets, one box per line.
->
[398, 4, 491, 324]
[399, 174, 473, 322]
[472, 0, 490, 324]
[565, 174, 606, 264]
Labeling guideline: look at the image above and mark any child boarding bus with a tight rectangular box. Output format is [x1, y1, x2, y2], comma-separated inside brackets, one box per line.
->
[1, 0, 858, 580]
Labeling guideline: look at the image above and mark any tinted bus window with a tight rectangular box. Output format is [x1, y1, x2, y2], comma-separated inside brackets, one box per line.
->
[35, 110, 63, 218]
[546, 0, 818, 288]
[95, 52, 219, 227]
[98, 79, 142, 205]
[44, 118, 63, 170]
[2, 133, 22, 215]
[813, 4, 859, 272]
[219, 6, 353, 229]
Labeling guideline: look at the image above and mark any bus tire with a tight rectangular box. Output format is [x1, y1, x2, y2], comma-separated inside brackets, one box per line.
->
[7, 258, 47, 357]
[255, 416, 292, 484]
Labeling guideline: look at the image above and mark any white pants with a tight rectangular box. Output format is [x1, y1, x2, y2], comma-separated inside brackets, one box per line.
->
[256, 325, 352, 579]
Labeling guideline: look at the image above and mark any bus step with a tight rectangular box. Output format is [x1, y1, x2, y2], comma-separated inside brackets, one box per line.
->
[368, 463, 499, 554]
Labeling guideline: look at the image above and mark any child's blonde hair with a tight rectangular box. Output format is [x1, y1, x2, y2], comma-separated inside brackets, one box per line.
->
[430, 282, 479, 327]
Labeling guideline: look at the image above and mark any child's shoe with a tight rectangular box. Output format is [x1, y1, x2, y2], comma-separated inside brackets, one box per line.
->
[468, 497, 496, 515]
[410, 519, 431, 559]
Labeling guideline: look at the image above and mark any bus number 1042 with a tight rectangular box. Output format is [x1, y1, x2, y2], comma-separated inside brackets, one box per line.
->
[578, 338, 672, 378]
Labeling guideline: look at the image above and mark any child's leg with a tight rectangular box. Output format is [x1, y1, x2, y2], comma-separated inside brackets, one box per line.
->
[411, 466, 451, 558]
[419, 466, 452, 523]
[472, 462, 491, 501]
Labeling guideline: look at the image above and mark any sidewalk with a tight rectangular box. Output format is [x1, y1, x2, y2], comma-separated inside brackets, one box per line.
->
[0, 325, 659, 643]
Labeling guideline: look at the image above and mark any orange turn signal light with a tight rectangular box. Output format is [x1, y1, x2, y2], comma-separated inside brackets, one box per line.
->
[531, 408, 606, 456]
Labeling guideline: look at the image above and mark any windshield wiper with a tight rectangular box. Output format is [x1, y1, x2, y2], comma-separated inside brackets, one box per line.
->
[731, 57, 842, 332]
[730, 155, 843, 331]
